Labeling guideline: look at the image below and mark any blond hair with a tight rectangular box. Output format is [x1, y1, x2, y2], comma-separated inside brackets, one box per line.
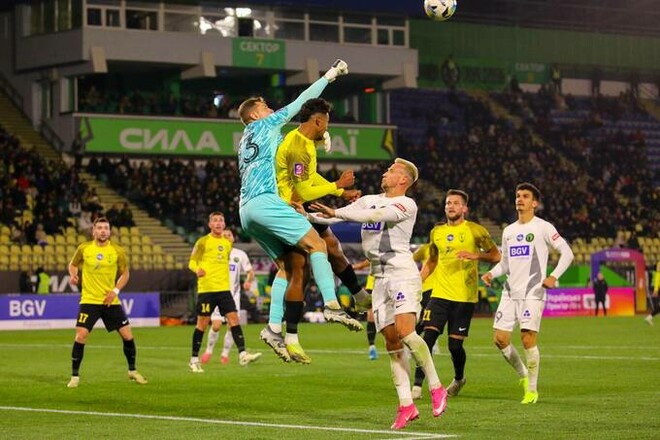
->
[238, 97, 265, 125]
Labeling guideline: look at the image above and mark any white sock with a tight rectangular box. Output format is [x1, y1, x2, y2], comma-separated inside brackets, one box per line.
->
[501, 344, 528, 378]
[388, 349, 413, 406]
[221, 330, 234, 357]
[402, 332, 441, 389]
[190, 356, 199, 363]
[285, 333, 299, 345]
[524, 346, 540, 392]
[269, 323, 283, 334]
[205, 328, 220, 354]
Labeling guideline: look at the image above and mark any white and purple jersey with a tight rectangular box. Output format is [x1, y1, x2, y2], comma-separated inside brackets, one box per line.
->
[228, 247, 253, 298]
[491, 216, 574, 301]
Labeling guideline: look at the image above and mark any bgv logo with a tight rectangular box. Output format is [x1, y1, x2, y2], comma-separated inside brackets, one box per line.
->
[509, 245, 530, 257]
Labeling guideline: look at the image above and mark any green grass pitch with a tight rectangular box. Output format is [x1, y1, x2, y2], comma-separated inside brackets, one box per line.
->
[0, 316, 658, 439]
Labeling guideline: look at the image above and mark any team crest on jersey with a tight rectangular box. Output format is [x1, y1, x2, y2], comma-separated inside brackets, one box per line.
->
[525, 233, 535, 242]
[218, 245, 225, 252]
[458, 233, 465, 242]
[516, 234, 524, 242]
[294, 162, 304, 176]
[96, 253, 104, 260]
[447, 234, 454, 242]
[233, 257, 240, 263]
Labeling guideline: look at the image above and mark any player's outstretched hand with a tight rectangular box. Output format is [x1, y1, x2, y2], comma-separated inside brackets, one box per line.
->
[290, 201, 305, 215]
[309, 202, 335, 218]
[324, 59, 349, 82]
[336, 170, 355, 189]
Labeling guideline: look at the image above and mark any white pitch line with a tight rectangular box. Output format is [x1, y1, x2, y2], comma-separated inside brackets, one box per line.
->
[0, 343, 658, 361]
[0, 406, 455, 439]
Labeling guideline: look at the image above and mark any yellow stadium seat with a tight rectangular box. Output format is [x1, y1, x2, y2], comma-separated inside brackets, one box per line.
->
[130, 227, 140, 236]
[141, 235, 152, 244]
[65, 226, 77, 236]
[10, 244, 21, 254]
[0, 235, 9, 244]
[45, 235, 55, 245]
[77, 234, 88, 243]
[111, 226, 120, 237]
[0, 244, 9, 255]
[55, 235, 66, 245]
[66, 235, 77, 245]
[152, 244, 163, 254]
[0, 225, 10, 236]
[142, 244, 152, 254]
[119, 227, 130, 237]
[32, 245, 44, 254]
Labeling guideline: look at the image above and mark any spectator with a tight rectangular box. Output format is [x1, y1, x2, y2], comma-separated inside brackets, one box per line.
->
[35, 267, 50, 294]
[19, 269, 35, 293]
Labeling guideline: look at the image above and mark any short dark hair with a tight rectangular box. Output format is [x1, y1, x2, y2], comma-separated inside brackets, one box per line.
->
[208, 211, 224, 221]
[299, 98, 332, 123]
[238, 97, 265, 125]
[516, 182, 541, 201]
[93, 217, 110, 226]
[446, 189, 469, 205]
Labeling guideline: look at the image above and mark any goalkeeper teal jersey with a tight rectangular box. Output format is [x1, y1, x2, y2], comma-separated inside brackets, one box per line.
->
[238, 77, 329, 207]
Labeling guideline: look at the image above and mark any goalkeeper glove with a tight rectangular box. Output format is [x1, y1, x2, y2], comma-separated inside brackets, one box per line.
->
[316, 131, 332, 153]
[324, 59, 349, 83]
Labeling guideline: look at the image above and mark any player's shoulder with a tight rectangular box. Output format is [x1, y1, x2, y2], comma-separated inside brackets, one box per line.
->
[231, 247, 248, 258]
[109, 241, 126, 253]
[391, 195, 417, 210]
[465, 220, 489, 234]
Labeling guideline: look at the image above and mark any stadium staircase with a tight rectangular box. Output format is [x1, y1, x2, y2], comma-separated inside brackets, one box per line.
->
[77, 171, 192, 267]
[0, 90, 190, 269]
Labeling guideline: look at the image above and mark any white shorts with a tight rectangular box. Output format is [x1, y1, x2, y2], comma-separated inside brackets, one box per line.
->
[371, 276, 422, 333]
[493, 296, 545, 333]
[210, 291, 241, 321]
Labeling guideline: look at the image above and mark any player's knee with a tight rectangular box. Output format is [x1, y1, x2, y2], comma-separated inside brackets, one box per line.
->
[422, 327, 439, 348]
[493, 333, 508, 349]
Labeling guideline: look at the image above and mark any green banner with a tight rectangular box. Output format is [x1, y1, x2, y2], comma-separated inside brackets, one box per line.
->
[78, 115, 395, 161]
[232, 38, 286, 69]
[512, 62, 549, 85]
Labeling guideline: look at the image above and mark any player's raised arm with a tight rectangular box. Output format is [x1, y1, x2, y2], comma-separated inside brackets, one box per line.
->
[268, 59, 349, 127]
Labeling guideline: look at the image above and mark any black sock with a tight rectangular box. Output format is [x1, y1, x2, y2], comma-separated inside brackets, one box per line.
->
[414, 328, 440, 387]
[285, 301, 304, 334]
[448, 337, 466, 380]
[192, 328, 204, 357]
[336, 265, 362, 295]
[366, 321, 377, 345]
[230, 325, 246, 352]
[71, 341, 85, 376]
[123, 339, 137, 371]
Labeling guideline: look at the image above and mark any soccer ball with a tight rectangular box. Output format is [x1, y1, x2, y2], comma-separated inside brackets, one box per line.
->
[424, 0, 457, 21]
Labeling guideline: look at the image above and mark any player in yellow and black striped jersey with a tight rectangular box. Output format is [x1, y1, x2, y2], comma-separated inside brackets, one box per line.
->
[187, 212, 261, 372]
[413, 190, 501, 399]
[66, 217, 147, 388]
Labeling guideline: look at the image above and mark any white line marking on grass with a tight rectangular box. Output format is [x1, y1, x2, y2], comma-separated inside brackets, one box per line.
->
[1, 344, 659, 362]
[0, 406, 455, 439]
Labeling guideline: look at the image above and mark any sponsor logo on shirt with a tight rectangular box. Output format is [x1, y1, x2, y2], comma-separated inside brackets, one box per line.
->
[294, 162, 304, 176]
[229, 263, 237, 272]
[393, 203, 407, 212]
[525, 233, 535, 242]
[447, 234, 454, 242]
[516, 234, 524, 242]
[551, 232, 560, 241]
[362, 222, 383, 231]
[459, 233, 465, 242]
[509, 245, 530, 257]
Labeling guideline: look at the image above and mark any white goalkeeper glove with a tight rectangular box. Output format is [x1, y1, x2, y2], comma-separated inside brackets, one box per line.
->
[324, 59, 349, 83]
[316, 131, 332, 153]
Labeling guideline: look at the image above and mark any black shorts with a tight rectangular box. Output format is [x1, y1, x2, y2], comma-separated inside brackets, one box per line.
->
[422, 297, 475, 337]
[196, 291, 236, 317]
[76, 304, 129, 332]
[303, 202, 329, 234]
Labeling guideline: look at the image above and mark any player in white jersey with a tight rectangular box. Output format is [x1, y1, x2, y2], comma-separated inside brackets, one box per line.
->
[201, 230, 255, 365]
[306, 159, 448, 430]
[482, 183, 574, 404]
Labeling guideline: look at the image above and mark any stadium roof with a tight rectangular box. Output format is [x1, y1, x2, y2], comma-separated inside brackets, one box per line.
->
[1, 0, 659, 38]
